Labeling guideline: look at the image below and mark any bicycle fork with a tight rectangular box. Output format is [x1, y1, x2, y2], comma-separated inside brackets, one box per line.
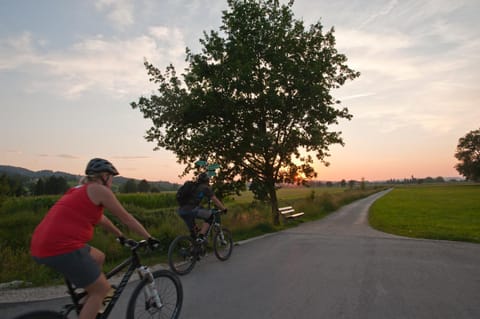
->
[215, 224, 228, 245]
[137, 266, 163, 310]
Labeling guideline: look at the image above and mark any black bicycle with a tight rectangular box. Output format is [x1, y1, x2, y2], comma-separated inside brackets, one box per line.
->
[168, 208, 233, 275]
[14, 239, 183, 319]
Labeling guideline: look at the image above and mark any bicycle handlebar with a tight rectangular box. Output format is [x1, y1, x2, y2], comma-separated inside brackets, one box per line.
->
[212, 208, 228, 215]
[116, 237, 148, 250]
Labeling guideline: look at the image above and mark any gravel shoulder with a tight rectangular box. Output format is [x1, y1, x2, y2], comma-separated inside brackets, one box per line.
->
[0, 262, 169, 304]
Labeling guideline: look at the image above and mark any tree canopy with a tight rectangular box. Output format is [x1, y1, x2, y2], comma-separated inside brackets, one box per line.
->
[455, 128, 480, 182]
[131, 0, 359, 223]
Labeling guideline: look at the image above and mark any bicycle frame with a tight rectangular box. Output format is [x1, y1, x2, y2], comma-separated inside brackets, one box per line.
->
[192, 201, 223, 240]
[16, 239, 182, 319]
[63, 242, 152, 318]
[168, 206, 232, 275]
[191, 208, 225, 254]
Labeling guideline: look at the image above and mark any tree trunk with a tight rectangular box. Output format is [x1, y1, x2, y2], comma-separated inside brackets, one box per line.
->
[270, 186, 279, 225]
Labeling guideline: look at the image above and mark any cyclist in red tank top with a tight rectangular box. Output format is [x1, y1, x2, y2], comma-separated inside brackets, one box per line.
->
[31, 184, 104, 257]
[31, 158, 161, 319]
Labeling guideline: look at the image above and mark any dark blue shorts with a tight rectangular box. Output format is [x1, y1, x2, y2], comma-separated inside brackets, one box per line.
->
[33, 245, 101, 288]
[178, 207, 213, 231]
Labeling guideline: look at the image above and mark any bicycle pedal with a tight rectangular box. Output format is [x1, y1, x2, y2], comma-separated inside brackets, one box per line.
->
[105, 287, 116, 300]
[98, 287, 116, 314]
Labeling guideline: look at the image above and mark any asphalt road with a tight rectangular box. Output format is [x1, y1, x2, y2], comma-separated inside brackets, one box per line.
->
[2, 189, 480, 319]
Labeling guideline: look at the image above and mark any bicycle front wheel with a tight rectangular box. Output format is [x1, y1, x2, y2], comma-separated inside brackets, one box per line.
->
[126, 269, 183, 319]
[13, 310, 64, 319]
[213, 227, 233, 261]
[167, 235, 196, 275]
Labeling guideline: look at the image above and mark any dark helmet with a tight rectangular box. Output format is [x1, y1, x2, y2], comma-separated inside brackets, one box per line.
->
[85, 158, 119, 176]
[197, 172, 210, 184]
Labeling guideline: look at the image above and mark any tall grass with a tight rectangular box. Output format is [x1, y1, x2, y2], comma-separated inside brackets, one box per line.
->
[0, 186, 383, 286]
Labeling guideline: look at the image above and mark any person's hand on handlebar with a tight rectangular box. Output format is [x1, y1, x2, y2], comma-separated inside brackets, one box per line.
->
[147, 237, 161, 250]
[116, 236, 137, 248]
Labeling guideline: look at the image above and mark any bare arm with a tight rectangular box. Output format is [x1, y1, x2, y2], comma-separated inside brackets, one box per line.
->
[211, 195, 226, 211]
[88, 184, 152, 239]
[97, 215, 123, 237]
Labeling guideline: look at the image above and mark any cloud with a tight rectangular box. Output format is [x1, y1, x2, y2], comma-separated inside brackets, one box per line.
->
[5, 150, 23, 155]
[111, 156, 151, 159]
[357, 109, 458, 135]
[335, 22, 479, 136]
[0, 32, 39, 70]
[36, 154, 80, 159]
[336, 13, 479, 84]
[57, 154, 80, 159]
[336, 29, 412, 53]
[95, 0, 134, 29]
[1, 29, 188, 99]
[334, 29, 422, 81]
[149, 26, 170, 40]
[339, 93, 376, 101]
[148, 26, 186, 57]
[360, 0, 399, 28]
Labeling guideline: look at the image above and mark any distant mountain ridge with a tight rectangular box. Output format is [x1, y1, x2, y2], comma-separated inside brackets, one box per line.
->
[0, 165, 81, 179]
[0, 165, 179, 190]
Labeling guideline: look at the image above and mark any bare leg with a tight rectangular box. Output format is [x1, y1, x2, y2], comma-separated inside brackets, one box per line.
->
[89, 246, 105, 267]
[78, 247, 110, 319]
[79, 273, 110, 319]
[195, 209, 212, 236]
[199, 222, 210, 235]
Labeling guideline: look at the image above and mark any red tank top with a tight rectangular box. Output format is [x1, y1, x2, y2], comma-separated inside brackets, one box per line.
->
[31, 184, 104, 257]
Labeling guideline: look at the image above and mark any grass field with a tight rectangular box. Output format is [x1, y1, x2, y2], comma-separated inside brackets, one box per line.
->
[231, 186, 345, 203]
[369, 184, 480, 243]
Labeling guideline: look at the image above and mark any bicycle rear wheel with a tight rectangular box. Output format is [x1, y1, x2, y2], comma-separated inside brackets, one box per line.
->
[167, 235, 197, 275]
[126, 269, 183, 319]
[13, 310, 64, 319]
[213, 227, 233, 261]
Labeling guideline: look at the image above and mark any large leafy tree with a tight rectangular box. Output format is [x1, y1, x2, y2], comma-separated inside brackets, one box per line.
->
[132, 0, 359, 224]
[455, 128, 480, 182]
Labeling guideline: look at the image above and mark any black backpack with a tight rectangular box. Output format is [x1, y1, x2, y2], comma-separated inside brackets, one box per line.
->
[176, 181, 198, 205]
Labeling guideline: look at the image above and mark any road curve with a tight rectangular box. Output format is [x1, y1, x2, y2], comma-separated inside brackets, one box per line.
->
[179, 189, 480, 319]
[3, 189, 480, 319]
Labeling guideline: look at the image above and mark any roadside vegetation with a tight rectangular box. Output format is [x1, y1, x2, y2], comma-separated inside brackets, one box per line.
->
[369, 184, 480, 243]
[0, 186, 382, 287]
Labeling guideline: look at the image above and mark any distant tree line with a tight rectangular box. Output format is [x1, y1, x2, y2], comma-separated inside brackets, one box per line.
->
[0, 174, 178, 198]
[0, 174, 28, 197]
[307, 176, 452, 188]
[120, 179, 164, 193]
[385, 176, 448, 184]
[33, 176, 69, 195]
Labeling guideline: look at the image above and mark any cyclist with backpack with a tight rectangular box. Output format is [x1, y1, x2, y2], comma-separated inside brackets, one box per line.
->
[30, 158, 161, 319]
[177, 172, 227, 243]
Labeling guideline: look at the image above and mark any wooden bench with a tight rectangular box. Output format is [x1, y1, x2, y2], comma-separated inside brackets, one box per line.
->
[278, 206, 304, 221]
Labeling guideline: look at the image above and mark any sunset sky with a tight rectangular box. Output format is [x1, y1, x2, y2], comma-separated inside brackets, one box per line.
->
[1, 0, 479, 183]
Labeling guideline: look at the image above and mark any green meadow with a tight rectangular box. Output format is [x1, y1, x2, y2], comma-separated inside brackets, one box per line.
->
[369, 184, 480, 243]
